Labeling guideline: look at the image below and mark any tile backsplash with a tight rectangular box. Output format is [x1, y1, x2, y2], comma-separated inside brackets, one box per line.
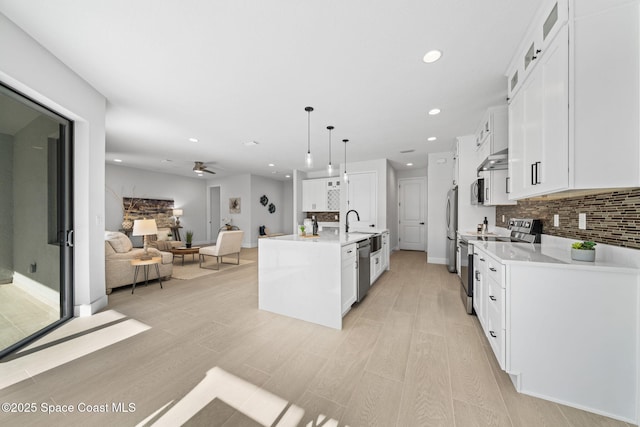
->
[496, 188, 640, 249]
[305, 212, 339, 222]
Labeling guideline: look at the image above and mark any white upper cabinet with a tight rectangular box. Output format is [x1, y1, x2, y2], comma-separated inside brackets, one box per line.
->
[482, 169, 516, 206]
[506, 0, 640, 199]
[302, 178, 341, 212]
[508, 24, 569, 199]
[475, 106, 508, 154]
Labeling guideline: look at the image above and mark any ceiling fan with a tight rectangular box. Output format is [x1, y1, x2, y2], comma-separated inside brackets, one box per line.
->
[193, 161, 216, 175]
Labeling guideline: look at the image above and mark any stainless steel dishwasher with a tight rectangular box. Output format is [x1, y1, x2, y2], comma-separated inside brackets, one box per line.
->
[356, 238, 371, 302]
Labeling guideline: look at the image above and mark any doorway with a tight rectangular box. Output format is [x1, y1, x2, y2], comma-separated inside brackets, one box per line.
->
[209, 186, 221, 242]
[398, 177, 427, 251]
[0, 83, 74, 358]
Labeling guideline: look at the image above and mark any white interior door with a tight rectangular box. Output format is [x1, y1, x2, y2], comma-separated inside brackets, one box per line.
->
[399, 177, 426, 251]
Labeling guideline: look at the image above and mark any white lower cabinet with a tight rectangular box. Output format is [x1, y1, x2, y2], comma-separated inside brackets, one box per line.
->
[340, 243, 357, 315]
[370, 251, 383, 285]
[486, 275, 506, 370]
[381, 231, 389, 271]
[473, 244, 639, 423]
[472, 249, 487, 330]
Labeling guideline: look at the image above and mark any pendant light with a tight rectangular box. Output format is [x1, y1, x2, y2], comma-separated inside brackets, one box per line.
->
[343, 139, 349, 183]
[305, 106, 314, 168]
[327, 125, 334, 175]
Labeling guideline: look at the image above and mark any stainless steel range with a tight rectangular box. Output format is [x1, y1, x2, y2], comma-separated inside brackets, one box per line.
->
[458, 218, 542, 314]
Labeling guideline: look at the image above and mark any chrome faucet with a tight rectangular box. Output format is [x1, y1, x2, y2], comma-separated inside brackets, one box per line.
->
[345, 209, 360, 233]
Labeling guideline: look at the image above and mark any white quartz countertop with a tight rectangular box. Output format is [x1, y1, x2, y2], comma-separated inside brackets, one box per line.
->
[267, 231, 386, 246]
[470, 240, 640, 273]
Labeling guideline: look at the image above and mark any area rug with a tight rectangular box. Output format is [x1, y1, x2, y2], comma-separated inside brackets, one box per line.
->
[171, 258, 255, 280]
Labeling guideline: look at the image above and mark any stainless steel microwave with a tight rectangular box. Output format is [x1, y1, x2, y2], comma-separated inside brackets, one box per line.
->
[470, 178, 485, 205]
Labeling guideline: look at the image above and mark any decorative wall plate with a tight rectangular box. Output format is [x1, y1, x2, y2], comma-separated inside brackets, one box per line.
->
[260, 195, 269, 206]
[268, 203, 276, 213]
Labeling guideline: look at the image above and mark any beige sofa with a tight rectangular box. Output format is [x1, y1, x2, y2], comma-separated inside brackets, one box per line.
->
[105, 231, 174, 294]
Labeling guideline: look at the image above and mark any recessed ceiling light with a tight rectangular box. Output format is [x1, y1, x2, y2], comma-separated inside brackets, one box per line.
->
[285, 174, 291, 178]
[113, 159, 123, 163]
[428, 108, 441, 116]
[423, 50, 442, 63]
[188, 137, 199, 143]
[406, 163, 414, 166]
[268, 163, 275, 167]
[244, 140, 259, 146]
[427, 136, 437, 141]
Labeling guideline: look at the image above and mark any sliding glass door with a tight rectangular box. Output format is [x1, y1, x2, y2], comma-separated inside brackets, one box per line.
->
[0, 83, 73, 358]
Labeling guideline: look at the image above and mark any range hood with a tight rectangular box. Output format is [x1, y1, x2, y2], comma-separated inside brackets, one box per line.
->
[477, 149, 508, 174]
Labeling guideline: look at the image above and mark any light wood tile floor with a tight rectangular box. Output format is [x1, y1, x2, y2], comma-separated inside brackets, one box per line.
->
[0, 249, 635, 426]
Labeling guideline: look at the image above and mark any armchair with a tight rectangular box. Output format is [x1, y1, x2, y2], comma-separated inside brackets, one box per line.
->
[198, 230, 244, 270]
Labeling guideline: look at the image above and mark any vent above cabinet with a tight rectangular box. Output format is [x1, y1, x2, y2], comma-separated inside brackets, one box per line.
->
[477, 149, 508, 174]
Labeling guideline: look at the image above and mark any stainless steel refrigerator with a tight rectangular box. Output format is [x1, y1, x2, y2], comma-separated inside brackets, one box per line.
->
[446, 185, 458, 273]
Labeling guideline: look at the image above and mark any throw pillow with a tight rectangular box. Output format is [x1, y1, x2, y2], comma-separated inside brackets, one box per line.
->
[156, 228, 172, 241]
[154, 241, 173, 251]
[107, 233, 133, 253]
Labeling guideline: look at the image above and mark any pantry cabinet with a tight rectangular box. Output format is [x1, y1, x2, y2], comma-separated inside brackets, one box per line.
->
[506, 0, 640, 199]
[345, 171, 377, 229]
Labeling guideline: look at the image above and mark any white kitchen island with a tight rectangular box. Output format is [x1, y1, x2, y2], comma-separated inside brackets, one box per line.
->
[258, 232, 371, 329]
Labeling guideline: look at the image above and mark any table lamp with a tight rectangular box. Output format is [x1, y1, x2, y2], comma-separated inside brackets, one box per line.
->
[133, 218, 158, 260]
[173, 209, 183, 226]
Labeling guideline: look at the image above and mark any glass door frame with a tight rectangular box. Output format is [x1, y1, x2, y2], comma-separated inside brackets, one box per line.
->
[0, 82, 74, 359]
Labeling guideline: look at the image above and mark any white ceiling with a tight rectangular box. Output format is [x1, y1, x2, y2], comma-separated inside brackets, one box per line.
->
[0, 0, 539, 180]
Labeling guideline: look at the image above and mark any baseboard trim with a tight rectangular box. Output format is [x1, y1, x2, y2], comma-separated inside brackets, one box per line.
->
[12, 272, 59, 309]
[74, 294, 108, 317]
[428, 257, 446, 265]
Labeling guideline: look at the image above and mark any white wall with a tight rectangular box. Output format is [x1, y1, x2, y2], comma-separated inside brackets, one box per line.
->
[105, 164, 208, 244]
[456, 135, 496, 233]
[282, 180, 294, 235]
[0, 13, 107, 316]
[251, 175, 286, 245]
[206, 174, 252, 247]
[427, 152, 454, 264]
[206, 174, 290, 247]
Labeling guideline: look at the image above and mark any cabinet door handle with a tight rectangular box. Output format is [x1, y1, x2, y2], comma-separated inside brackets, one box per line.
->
[531, 163, 536, 185]
[475, 271, 480, 281]
[489, 295, 497, 301]
[369, 224, 375, 227]
[506, 176, 510, 194]
[347, 250, 353, 254]
[535, 161, 541, 184]
[489, 331, 497, 338]
[489, 267, 497, 272]
[485, 188, 489, 202]
[419, 222, 425, 225]
[479, 258, 485, 262]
